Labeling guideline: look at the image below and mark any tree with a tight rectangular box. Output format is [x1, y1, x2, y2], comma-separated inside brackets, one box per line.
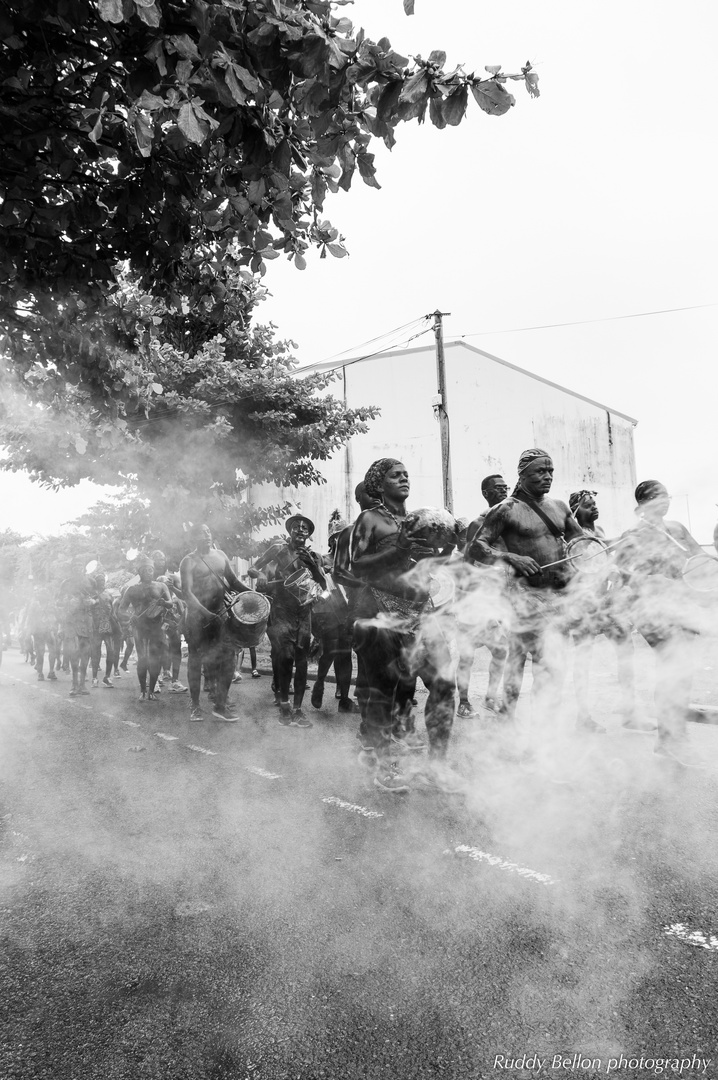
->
[0, 265, 378, 554]
[1, 0, 538, 325]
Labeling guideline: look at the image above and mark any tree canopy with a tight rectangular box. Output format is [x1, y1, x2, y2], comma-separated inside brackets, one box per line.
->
[1, 0, 538, 322]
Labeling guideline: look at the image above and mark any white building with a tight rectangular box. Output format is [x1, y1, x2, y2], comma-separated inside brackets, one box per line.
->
[252, 340, 637, 543]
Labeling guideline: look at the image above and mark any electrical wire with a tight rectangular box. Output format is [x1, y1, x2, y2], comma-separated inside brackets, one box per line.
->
[455, 302, 718, 339]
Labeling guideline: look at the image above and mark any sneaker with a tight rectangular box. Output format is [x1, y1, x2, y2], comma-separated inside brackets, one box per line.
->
[251, 669, 262, 678]
[621, 716, 657, 733]
[278, 702, 293, 726]
[232, 671, 243, 682]
[170, 681, 188, 693]
[119, 663, 129, 672]
[92, 678, 99, 688]
[374, 765, 410, 794]
[403, 730, 427, 751]
[113, 669, 121, 678]
[292, 709, 313, 729]
[310, 682, 324, 709]
[457, 701, 475, 718]
[190, 706, 203, 722]
[337, 698, 355, 714]
[47, 672, 58, 681]
[212, 706, 239, 722]
[78, 687, 90, 696]
[37, 672, 45, 681]
[654, 742, 706, 769]
[412, 763, 466, 795]
[102, 677, 115, 688]
[483, 695, 503, 713]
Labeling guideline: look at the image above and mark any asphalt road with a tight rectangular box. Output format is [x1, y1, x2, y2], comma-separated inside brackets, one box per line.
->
[1, 641, 718, 1080]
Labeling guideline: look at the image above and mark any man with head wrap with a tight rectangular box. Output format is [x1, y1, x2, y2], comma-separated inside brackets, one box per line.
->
[614, 480, 708, 764]
[350, 459, 459, 794]
[119, 554, 174, 701]
[180, 524, 249, 722]
[468, 447, 585, 731]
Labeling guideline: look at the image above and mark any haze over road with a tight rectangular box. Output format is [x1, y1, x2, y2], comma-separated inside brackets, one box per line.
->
[2, 643, 718, 1080]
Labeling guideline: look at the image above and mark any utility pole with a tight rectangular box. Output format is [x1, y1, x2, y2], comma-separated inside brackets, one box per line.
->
[431, 309, 453, 512]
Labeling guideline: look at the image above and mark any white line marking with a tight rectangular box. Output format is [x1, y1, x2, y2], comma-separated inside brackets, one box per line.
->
[185, 744, 217, 756]
[154, 733, 179, 742]
[244, 765, 283, 780]
[121, 720, 141, 728]
[322, 796, 384, 820]
[664, 923, 718, 951]
[445, 845, 557, 886]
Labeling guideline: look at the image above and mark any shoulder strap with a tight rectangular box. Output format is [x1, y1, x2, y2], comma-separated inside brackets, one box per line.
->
[513, 490, 564, 540]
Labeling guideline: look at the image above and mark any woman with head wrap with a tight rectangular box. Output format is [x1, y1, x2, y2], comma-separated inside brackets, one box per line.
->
[350, 459, 460, 794]
[614, 480, 709, 764]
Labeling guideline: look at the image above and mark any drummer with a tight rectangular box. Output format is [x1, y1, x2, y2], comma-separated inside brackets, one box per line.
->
[180, 523, 248, 722]
[566, 490, 647, 734]
[468, 448, 584, 730]
[251, 515, 326, 728]
[614, 481, 706, 764]
[119, 555, 174, 702]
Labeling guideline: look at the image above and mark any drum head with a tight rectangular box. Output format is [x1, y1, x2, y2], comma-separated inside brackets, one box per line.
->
[429, 569, 455, 608]
[566, 535, 610, 575]
[228, 591, 271, 623]
[682, 554, 718, 592]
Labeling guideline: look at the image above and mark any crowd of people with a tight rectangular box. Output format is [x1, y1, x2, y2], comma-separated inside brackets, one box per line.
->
[8, 448, 717, 794]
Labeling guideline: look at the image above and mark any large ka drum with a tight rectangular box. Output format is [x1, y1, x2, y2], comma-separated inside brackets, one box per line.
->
[225, 591, 271, 647]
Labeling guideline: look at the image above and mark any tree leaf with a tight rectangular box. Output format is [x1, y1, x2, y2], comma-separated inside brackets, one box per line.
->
[403, 0, 415, 13]
[428, 51, 446, 68]
[136, 2, 161, 27]
[98, 0, 125, 23]
[471, 80, 515, 116]
[177, 102, 207, 144]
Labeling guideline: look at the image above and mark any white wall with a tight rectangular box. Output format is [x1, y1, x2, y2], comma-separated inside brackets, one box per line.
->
[250, 342, 637, 549]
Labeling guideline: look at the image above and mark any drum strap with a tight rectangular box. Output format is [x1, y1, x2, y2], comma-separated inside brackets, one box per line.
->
[513, 491, 565, 540]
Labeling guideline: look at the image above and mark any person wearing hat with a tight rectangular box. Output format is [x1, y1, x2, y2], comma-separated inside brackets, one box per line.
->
[614, 481, 707, 765]
[249, 514, 326, 727]
[468, 448, 585, 732]
[309, 510, 354, 714]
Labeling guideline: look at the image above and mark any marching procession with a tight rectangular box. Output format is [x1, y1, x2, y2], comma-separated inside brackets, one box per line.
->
[8, 448, 718, 794]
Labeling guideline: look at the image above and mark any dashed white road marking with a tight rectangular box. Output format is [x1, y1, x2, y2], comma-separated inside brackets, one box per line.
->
[121, 720, 141, 728]
[185, 744, 217, 756]
[154, 733, 179, 742]
[664, 923, 718, 951]
[445, 845, 557, 886]
[244, 765, 283, 780]
[322, 796, 384, 820]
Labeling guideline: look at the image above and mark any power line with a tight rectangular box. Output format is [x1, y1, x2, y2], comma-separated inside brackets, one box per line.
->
[455, 302, 718, 339]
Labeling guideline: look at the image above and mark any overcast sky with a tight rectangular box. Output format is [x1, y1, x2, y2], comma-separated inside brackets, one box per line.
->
[3, 0, 717, 540]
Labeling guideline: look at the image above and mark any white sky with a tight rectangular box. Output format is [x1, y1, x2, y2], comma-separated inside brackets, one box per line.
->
[3, 0, 717, 540]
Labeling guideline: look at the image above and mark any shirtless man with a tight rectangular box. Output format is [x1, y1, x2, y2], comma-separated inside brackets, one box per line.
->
[468, 448, 584, 727]
[180, 523, 248, 722]
[615, 480, 708, 764]
[89, 569, 118, 688]
[252, 515, 326, 728]
[152, 550, 187, 693]
[119, 555, 173, 701]
[457, 474, 510, 717]
[351, 459, 457, 794]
